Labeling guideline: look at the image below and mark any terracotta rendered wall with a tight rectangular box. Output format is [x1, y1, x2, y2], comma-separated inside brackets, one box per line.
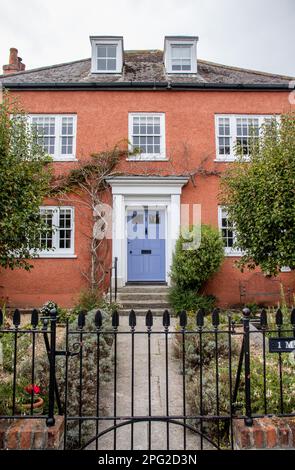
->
[0, 89, 294, 308]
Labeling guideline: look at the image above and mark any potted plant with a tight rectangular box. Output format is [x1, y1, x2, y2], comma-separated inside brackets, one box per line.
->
[17, 384, 44, 415]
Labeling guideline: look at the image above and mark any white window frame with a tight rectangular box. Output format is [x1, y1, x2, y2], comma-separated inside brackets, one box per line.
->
[128, 113, 166, 161]
[38, 206, 75, 258]
[29, 114, 77, 161]
[218, 206, 242, 257]
[215, 114, 278, 161]
[90, 37, 123, 74]
[165, 37, 198, 74]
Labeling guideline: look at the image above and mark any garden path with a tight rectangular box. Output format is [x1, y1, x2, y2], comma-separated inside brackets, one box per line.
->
[86, 316, 213, 450]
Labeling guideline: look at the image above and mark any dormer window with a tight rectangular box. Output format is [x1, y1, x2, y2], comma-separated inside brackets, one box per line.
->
[164, 36, 198, 74]
[90, 36, 123, 73]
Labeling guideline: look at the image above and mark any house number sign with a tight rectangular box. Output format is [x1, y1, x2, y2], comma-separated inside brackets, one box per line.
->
[269, 338, 295, 353]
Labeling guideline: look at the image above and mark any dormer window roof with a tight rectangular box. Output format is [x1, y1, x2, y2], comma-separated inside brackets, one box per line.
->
[164, 36, 198, 74]
[90, 36, 124, 74]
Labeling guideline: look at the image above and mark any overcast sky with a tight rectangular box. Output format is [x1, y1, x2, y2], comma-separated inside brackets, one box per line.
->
[0, 0, 294, 76]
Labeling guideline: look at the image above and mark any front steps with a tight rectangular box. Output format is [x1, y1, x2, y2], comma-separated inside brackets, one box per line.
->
[116, 285, 171, 316]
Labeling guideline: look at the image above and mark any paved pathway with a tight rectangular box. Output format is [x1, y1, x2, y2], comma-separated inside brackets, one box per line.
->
[87, 316, 212, 450]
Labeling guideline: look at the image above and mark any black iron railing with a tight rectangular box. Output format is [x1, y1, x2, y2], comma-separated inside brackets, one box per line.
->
[0, 306, 295, 450]
[109, 256, 118, 304]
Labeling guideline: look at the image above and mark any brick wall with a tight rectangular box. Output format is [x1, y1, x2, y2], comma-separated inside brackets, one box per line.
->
[0, 417, 64, 450]
[233, 417, 295, 450]
[0, 88, 293, 308]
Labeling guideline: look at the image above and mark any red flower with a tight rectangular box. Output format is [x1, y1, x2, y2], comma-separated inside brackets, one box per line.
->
[24, 384, 40, 395]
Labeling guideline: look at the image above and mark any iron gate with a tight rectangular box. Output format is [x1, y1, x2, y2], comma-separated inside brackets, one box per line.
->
[1, 306, 295, 450]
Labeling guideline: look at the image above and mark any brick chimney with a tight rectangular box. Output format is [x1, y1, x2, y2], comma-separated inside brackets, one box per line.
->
[2, 48, 26, 75]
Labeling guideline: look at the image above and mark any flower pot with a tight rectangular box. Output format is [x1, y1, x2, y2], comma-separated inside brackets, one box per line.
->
[21, 397, 44, 415]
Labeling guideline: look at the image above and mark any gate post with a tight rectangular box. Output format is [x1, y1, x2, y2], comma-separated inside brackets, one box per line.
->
[242, 307, 253, 426]
[46, 308, 57, 426]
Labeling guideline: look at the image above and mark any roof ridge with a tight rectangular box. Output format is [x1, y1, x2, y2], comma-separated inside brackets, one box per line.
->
[198, 58, 295, 81]
[0, 57, 91, 79]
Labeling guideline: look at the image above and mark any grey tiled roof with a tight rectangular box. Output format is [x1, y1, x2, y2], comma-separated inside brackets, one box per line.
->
[0, 50, 293, 87]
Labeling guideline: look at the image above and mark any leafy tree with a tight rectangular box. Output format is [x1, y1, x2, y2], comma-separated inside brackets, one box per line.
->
[0, 94, 52, 270]
[221, 112, 295, 275]
[170, 225, 224, 290]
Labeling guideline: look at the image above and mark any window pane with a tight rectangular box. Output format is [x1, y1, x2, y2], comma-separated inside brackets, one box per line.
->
[97, 59, 107, 70]
[131, 114, 163, 156]
[97, 46, 107, 58]
[107, 45, 117, 58]
[107, 59, 116, 70]
[171, 63, 181, 71]
[40, 209, 53, 250]
[31, 117, 56, 155]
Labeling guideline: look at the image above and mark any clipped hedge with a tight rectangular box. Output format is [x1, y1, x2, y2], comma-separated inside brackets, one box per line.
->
[170, 225, 224, 291]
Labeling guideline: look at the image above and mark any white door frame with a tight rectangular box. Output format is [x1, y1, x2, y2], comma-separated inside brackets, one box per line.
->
[106, 176, 188, 287]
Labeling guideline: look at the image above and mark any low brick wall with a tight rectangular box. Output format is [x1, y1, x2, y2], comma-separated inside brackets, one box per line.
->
[0, 416, 64, 450]
[233, 417, 295, 450]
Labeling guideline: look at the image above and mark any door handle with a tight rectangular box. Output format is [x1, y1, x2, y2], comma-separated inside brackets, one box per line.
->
[129, 251, 132, 254]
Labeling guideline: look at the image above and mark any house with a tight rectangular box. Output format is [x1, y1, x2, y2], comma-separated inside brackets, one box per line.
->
[0, 36, 294, 308]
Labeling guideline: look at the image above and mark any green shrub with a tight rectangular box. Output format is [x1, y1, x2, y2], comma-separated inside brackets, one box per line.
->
[170, 225, 224, 291]
[238, 353, 295, 415]
[72, 288, 103, 312]
[0, 328, 31, 373]
[169, 286, 216, 313]
[39, 300, 75, 324]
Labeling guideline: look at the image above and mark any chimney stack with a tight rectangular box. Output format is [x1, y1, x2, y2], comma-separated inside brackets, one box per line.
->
[2, 48, 26, 75]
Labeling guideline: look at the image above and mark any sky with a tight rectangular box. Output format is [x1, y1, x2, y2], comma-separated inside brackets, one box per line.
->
[0, 0, 294, 76]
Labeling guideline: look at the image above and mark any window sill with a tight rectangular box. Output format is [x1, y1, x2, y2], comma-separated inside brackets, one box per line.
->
[224, 251, 243, 257]
[52, 158, 78, 162]
[34, 253, 77, 259]
[214, 157, 250, 163]
[126, 157, 169, 162]
[214, 158, 236, 163]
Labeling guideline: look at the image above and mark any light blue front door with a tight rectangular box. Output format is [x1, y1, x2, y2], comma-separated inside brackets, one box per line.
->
[127, 208, 166, 282]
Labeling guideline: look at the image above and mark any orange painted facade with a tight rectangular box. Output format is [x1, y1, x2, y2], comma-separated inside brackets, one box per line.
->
[1, 89, 294, 308]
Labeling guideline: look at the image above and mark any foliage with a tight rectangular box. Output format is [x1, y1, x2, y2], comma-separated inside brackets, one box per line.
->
[175, 310, 295, 447]
[72, 288, 118, 315]
[221, 112, 295, 275]
[0, 93, 52, 270]
[40, 300, 75, 324]
[170, 225, 224, 291]
[169, 286, 216, 313]
[248, 353, 295, 415]
[0, 328, 31, 373]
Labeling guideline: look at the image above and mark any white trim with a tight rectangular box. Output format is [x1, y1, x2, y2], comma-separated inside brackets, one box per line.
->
[218, 206, 242, 257]
[38, 206, 75, 257]
[107, 177, 188, 287]
[35, 254, 77, 259]
[128, 113, 166, 160]
[215, 114, 278, 161]
[164, 37, 198, 74]
[90, 36, 123, 74]
[28, 114, 77, 161]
